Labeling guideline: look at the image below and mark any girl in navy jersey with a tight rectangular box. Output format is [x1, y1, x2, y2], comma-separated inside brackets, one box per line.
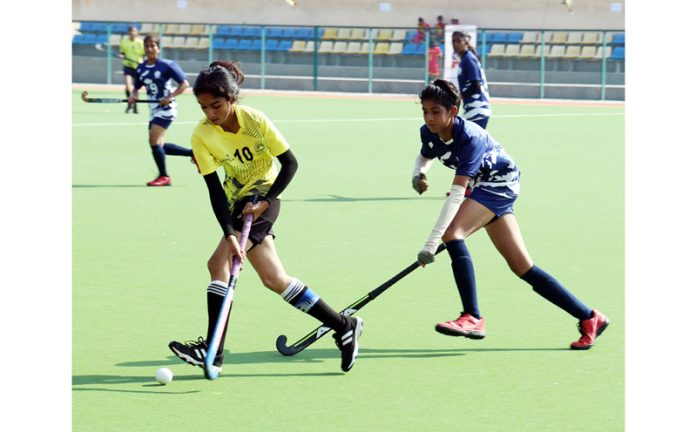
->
[128, 35, 193, 186]
[452, 31, 491, 129]
[412, 79, 608, 350]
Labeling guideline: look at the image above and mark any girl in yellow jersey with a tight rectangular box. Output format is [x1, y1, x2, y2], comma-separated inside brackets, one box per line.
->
[168, 61, 363, 374]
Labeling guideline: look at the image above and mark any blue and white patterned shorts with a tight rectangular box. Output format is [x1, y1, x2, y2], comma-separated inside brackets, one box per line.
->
[468, 150, 521, 217]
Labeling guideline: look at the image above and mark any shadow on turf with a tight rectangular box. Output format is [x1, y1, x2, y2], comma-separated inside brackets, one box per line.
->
[284, 194, 443, 202]
[72, 184, 150, 188]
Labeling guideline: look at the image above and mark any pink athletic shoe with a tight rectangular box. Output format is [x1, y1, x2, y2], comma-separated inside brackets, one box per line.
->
[570, 309, 609, 350]
[435, 313, 486, 339]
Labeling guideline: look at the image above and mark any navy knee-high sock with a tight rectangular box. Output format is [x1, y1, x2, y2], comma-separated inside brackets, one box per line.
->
[163, 143, 193, 157]
[446, 239, 481, 318]
[520, 265, 592, 320]
[151, 145, 167, 176]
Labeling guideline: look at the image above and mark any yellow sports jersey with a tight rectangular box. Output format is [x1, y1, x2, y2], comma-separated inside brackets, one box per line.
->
[120, 37, 144, 69]
[191, 104, 290, 204]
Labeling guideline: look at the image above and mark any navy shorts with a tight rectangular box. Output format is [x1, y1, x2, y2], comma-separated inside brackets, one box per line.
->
[467, 153, 520, 220]
[468, 187, 516, 221]
[149, 117, 173, 130]
[123, 66, 138, 79]
[230, 196, 280, 246]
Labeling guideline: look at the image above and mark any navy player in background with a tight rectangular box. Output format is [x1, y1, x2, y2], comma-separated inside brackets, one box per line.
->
[411, 79, 608, 350]
[452, 31, 491, 129]
[128, 35, 193, 186]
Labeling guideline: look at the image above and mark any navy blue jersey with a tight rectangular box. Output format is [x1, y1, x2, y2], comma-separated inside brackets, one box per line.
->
[457, 50, 491, 122]
[420, 116, 519, 199]
[134, 58, 187, 121]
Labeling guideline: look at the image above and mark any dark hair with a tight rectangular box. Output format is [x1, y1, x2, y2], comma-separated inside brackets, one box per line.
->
[128, 26, 137, 32]
[193, 60, 245, 101]
[143, 35, 159, 48]
[419, 79, 461, 110]
[452, 31, 479, 59]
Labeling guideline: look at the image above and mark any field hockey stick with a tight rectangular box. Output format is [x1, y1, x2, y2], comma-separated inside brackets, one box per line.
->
[275, 242, 447, 356]
[80, 91, 157, 104]
[94, 43, 140, 64]
[204, 195, 258, 380]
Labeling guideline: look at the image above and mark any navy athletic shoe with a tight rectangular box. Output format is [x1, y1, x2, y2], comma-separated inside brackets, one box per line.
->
[168, 337, 223, 370]
[333, 316, 364, 372]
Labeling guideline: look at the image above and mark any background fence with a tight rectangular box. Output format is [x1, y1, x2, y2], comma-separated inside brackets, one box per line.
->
[72, 21, 625, 100]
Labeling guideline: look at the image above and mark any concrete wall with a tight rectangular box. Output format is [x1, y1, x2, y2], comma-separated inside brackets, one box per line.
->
[72, 0, 625, 30]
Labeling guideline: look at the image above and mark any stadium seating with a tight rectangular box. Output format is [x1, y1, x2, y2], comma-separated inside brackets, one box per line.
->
[377, 29, 393, 41]
[551, 32, 568, 44]
[521, 31, 539, 44]
[562, 45, 582, 59]
[547, 45, 566, 58]
[387, 42, 404, 55]
[349, 28, 366, 40]
[578, 46, 597, 60]
[391, 29, 407, 41]
[595, 46, 612, 59]
[518, 44, 536, 58]
[336, 28, 352, 39]
[502, 44, 521, 57]
[610, 33, 625, 45]
[345, 41, 362, 54]
[191, 24, 208, 35]
[566, 32, 583, 45]
[318, 41, 333, 53]
[582, 32, 601, 44]
[488, 44, 506, 57]
[610, 46, 625, 60]
[373, 42, 390, 55]
[332, 41, 348, 54]
[322, 28, 338, 40]
[289, 40, 306, 52]
[75, 21, 625, 68]
[178, 24, 192, 35]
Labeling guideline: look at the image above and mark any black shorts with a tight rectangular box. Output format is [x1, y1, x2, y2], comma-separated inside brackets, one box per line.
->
[231, 196, 280, 246]
[123, 66, 138, 78]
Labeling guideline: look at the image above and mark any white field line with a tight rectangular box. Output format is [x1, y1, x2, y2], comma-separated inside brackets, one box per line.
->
[72, 111, 624, 127]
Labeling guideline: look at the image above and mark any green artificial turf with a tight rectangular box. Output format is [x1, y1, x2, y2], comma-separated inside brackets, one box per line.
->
[73, 89, 624, 431]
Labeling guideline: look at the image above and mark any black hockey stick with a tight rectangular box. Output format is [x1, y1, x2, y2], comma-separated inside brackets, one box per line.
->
[275, 242, 447, 356]
[95, 43, 140, 64]
[80, 91, 156, 104]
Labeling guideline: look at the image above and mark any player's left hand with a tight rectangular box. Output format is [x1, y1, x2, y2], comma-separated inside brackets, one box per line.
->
[417, 247, 437, 267]
[159, 96, 173, 106]
[242, 199, 270, 222]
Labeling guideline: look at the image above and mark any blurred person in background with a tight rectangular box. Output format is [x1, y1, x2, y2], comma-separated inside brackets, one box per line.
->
[120, 26, 145, 114]
[451, 31, 491, 129]
[128, 35, 193, 186]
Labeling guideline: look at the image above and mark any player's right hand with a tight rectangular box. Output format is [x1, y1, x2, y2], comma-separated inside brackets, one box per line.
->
[412, 173, 428, 194]
[225, 234, 245, 267]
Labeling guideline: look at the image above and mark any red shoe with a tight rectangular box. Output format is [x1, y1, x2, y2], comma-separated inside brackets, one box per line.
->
[435, 313, 486, 339]
[570, 309, 609, 350]
[146, 176, 171, 186]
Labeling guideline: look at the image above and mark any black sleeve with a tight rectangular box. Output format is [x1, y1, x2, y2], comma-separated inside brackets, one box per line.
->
[263, 149, 298, 202]
[460, 80, 481, 99]
[203, 172, 236, 237]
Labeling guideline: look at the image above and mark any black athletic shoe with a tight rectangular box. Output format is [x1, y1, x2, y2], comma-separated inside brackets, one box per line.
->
[168, 337, 223, 370]
[133, 104, 138, 114]
[333, 316, 364, 372]
[125, 103, 132, 114]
